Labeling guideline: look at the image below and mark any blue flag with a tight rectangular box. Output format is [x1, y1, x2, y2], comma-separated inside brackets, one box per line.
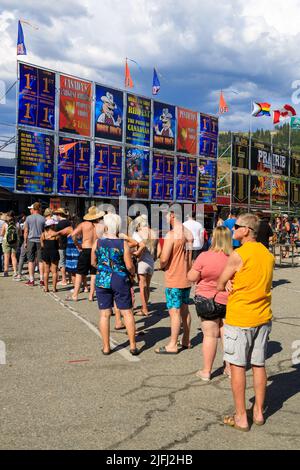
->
[17, 20, 27, 55]
[152, 68, 160, 95]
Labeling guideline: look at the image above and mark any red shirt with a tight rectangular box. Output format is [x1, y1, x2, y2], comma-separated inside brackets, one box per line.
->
[193, 251, 229, 305]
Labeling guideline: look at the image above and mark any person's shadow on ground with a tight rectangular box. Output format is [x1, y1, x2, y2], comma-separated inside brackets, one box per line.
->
[267, 340, 283, 360]
[272, 279, 291, 289]
[249, 364, 300, 420]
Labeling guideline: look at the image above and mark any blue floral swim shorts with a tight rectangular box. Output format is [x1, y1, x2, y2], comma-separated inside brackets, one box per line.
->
[165, 287, 191, 309]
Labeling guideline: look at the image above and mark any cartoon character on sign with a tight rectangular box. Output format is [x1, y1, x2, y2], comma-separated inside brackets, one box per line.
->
[199, 164, 206, 175]
[155, 108, 174, 137]
[97, 92, 121, 126]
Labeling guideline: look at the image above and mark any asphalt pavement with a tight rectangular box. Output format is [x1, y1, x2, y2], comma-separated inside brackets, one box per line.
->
[0, 257, 300, 450]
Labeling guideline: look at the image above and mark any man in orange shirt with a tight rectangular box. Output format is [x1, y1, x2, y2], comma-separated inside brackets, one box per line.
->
[155, 211, 193, 354]
[217, 213, 275, 432]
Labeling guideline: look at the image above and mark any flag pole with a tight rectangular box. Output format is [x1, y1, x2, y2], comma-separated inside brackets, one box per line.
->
[248, 101, 252, 212]
[288, 119, 291, 213]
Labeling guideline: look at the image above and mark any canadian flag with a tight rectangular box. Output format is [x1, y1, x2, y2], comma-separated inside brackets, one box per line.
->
[273, 104, 296, 124]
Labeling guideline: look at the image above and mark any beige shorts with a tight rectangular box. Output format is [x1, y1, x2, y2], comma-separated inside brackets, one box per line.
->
[223, 321, 272, 367]
[2, 240, 17, 254]
[137, 261, 154, 275]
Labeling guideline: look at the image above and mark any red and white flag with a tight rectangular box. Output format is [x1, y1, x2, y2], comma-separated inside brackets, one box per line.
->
[273, 104, 296, 124]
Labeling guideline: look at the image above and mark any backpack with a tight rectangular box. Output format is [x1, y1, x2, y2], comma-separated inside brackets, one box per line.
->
[6, 221, 18, 246]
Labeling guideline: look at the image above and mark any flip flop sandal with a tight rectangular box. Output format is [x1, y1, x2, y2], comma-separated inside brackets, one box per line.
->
[135, 310, 150, 317]
[65, 296, 77, 302]
[114, 326, 126, 331]
[195, 370, 211, 381]
[130, 348, 140, 356]
[102, 349, 111, 356]
[155, 346, 178, 355]
[223, 415, 249, 432]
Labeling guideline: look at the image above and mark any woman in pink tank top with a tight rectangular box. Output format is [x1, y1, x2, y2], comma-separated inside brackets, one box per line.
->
[188, 226, 232, 381]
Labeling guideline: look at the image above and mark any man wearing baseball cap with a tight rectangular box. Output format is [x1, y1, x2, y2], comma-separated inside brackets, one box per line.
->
[23, 202, 45, 286]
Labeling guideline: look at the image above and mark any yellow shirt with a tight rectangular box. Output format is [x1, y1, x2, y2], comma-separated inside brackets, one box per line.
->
[226, 241, 275, 328]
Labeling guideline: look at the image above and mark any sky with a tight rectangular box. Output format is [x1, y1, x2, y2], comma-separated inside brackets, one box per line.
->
[1, 0, 300, 148]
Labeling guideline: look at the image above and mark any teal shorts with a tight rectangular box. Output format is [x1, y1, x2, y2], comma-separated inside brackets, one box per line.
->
[165, 287, 191, 309]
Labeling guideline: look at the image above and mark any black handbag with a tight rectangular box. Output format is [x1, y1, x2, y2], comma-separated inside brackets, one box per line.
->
[194, 294, 218, 320]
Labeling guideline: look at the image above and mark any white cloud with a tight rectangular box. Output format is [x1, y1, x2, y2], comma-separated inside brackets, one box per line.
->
[1, 0, 300, 134]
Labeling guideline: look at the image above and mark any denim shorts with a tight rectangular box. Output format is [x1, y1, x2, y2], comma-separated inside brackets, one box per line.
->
[165, 287, 191, 310]
[223, 321, 272, 367]
[96, 273, 133, 310]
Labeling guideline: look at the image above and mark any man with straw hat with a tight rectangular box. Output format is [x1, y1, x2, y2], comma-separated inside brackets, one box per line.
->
[66, 206, 104, 302]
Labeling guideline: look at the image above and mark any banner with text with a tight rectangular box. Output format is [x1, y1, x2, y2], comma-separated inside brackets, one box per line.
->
[232, 135, 249, 169]
[95, 85, 123, 142]
[57, 138, 90, 195]
[232, 172, 249, 205]
[126, 94, 151, 147]
[153, 102, 176, 151]
[177, 107, 198, 155]
[16, 129, 54, 193]
[59, 75, 92, 137]
[124, 148, 149, 199]
[176, 156, 197, 202]
[18, 63, 55, 130]
[199, 113, 218, 158]
[251, 141, 288, 176]
[198, 158, 217, 203]
[93, 143, 122, 197]
[151, 153, 175, 201]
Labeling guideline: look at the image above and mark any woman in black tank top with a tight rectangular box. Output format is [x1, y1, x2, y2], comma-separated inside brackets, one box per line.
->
[40, 220, 60, 292]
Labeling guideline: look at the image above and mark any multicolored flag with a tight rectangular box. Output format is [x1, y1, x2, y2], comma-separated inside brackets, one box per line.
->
[252, 102, 271, 117]
[17, 20, 27, 55]
[152, 68, 160, 95]
[219, 91, 228, 114]
[273, 104, 297, 124]
[125, 59, 134, 88]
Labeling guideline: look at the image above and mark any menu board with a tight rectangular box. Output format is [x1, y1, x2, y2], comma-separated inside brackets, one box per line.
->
[124, 148, 149, 199]
[16, 129, 54, 193]
[176, 156, 197, 201]
[199, 113, 218, 158]
[59, 75, 92, 137]
[198, 159, 217, 203]
[95, 85, 123, 142]
[57, 138, 90, 195]
[126, 94, 151, 146]
[18, 63, 56, 130]
[151, 153, 175, 201]
[93, 143, 122, 197]
[152, 102, 176, 151]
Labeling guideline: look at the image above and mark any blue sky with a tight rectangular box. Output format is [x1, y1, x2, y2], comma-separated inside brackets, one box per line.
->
[1, 0, 300, 143]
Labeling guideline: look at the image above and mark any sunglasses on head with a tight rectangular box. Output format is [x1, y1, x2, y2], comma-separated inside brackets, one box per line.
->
[234, 223, 254, 231]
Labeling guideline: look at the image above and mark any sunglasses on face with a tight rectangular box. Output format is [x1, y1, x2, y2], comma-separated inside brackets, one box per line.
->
[234, 223, 254, 231]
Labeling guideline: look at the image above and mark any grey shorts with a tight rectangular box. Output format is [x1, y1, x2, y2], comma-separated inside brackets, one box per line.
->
[223, 321, 272, 367]
[58, 249, 66, 269]
[27, 241, 42, 263]
[137, 260, 154, 275]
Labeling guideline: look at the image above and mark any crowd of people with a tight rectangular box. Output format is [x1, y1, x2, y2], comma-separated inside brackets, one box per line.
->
[0, 203, 299, 431]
